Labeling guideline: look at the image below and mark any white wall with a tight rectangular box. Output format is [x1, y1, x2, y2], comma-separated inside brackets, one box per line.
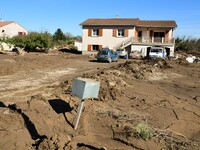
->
[0, 22, 28, 38]
[168, 29, 173, 40]
[131, 45, 175, 57]
[131, 45, 147, 52]
[75, 41, 82, 51]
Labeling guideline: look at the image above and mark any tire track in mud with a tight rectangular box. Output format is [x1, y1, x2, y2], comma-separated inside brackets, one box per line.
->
[0, 68, 76, 100]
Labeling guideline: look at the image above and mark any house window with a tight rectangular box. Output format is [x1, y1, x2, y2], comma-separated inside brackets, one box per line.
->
[117, 29, 124, 37]
[88, 28, 102, 37]
[154, 32, 165, 38]
[154, 32, 165, 42]
[2, 30, 5, 33]
[92, 29, 99, 36]
[88, 44, 102, 51]
[18, 32, 26, 36]
[18, 32, 24, 36]
[92, 45, 99, 50]
[138, 31, 142, 37]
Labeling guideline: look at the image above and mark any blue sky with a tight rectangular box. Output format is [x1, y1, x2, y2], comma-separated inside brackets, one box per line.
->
[1, 0, 200, 38]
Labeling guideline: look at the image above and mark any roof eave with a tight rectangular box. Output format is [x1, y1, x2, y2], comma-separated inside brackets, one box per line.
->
[137, 25, 177, 28]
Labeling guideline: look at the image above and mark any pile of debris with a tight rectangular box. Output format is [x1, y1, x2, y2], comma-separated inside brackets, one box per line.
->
[0, 42, 25, 56]
[175, 52, 200, 63]
[82, 59, 171, 101]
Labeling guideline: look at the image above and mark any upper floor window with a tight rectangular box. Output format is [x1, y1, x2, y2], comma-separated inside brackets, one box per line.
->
[88, 28, 102, 37]
[92, 29, 99, 36]
[117, 29, 124, 37]
[113, 29, 128, 37]
[138, 31, 142, 37]
[2, 30, 5, 33]
[154, 32, 165, 38]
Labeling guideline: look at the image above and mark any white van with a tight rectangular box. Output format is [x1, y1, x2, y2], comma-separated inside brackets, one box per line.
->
[149, 47, 165, 59]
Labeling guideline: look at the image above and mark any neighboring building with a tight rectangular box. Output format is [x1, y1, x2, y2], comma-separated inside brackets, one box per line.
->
[80, 18, 177, 57]
[0, 21, 28, 38]
[75, 41, 82, 51]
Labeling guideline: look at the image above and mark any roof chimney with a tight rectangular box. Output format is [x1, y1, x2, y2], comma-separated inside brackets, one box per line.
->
[116, 15, 119, 19]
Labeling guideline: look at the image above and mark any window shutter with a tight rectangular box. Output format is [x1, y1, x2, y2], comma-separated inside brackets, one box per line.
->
[99, 29, 103, 36]
[88, 45, 92, 51]
[88, 29, 92, 36]
[125, 29, 128, 37]
[165, 30, 169, 42]
[113, 29, 117, 37]
[150, 30, 153, 37]
[134, 30, 138, 42]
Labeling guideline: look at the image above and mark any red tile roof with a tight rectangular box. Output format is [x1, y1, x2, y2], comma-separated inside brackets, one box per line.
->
[138, 20, 177, 28]
[0, 21, 15, 28]
[80, 18, 140, 26]
[80, 18, 177, 28]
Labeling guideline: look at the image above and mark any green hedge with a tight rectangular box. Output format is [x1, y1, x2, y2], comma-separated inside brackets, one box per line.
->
[5, 28, 81, 52]
[175, 37, 200, 52]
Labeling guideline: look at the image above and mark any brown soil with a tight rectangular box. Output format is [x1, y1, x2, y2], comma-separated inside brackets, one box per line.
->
[0, 51, 199, 150]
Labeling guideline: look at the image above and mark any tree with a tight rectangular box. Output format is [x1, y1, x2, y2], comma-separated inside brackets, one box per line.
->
[65, 32, 73, 38]
[74, 35, 82, 41]
[53, 28, 66, 44]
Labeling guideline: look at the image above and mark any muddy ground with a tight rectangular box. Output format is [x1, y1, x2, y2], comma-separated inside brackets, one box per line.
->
[0, 51, 199, 150]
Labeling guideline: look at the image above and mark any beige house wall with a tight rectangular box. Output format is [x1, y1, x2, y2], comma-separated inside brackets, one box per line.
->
[82, 27, 136, 51]
[81, 25, 175, 56]
[0, 22, 28, 38]
[82, 27, 175, 51]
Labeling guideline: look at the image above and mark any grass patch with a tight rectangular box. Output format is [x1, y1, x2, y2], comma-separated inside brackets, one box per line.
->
[134, 123, 153, 140]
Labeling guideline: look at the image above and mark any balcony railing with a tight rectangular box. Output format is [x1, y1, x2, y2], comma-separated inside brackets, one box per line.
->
[154, 37, 162, 43]
[114, 36, 175, 50]
[138, 37, 142, 43]
[135, 37, 175, 44]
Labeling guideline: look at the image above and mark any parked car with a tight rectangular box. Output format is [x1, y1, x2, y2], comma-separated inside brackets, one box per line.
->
[116, 49, 127, 57]
[149, 47, 165, 59]
[97, 48, 119, 63]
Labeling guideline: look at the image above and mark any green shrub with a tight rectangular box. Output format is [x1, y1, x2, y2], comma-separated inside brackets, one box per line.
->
[8, 32, 53, 52]
[134, 123, 153, 140]
[8, 35, 27, 48]
[0, 43, 3, 51]
[5, 29, 78, 52]
[175, 37, 200, 52]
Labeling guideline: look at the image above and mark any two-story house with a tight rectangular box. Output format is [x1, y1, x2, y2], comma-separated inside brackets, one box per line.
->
[0, 21, 28, 38]
[80, 18, 177, 57]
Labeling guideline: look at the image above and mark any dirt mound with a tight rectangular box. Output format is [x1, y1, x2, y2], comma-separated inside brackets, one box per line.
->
[37, 133, 71, 150]
[175, 58, 189, 66]
[82, 60, 171, 101]
[80, 60, 200, 149]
